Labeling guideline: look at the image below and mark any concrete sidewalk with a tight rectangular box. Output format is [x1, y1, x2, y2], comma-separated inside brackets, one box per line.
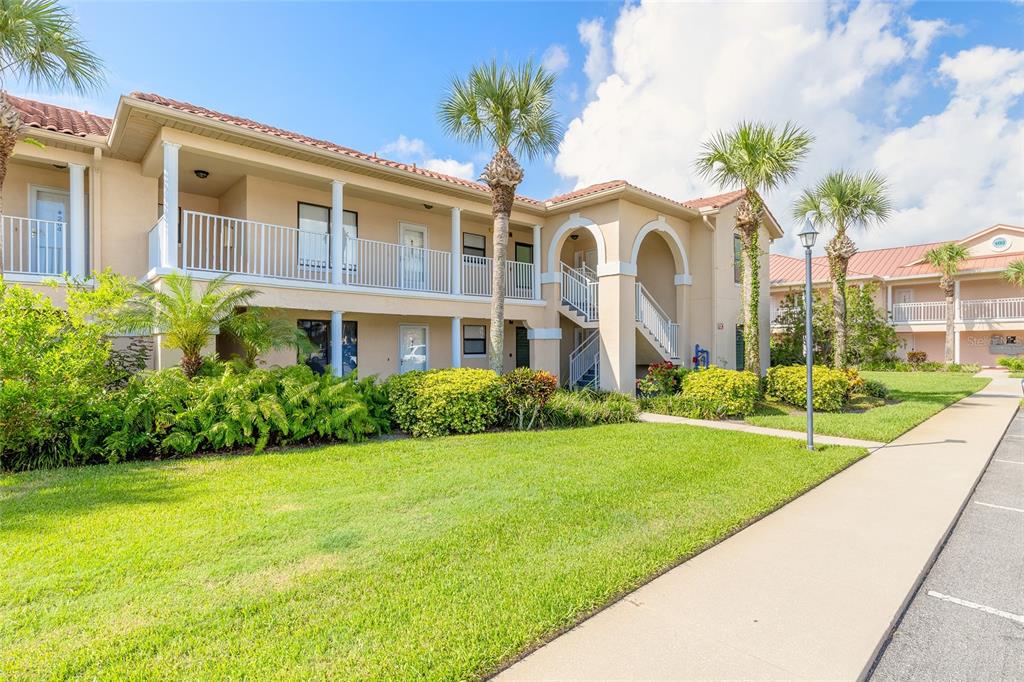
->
[497, 371, 1021, 681]
[638, 411, 885, 449]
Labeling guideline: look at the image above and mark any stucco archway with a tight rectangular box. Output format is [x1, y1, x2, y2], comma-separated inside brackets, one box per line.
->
[629, 216, 691, 284]
[545, 212, 607, 278]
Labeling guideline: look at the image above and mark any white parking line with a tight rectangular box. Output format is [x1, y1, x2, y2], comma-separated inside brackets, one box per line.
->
[993, 459, 1023, 465]
[927, 591, 1024, 624]
[973, 501, 1024, 513]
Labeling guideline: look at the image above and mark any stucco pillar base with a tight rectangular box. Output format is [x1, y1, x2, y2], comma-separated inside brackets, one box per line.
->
[598, 273, 636, 393]
[530, 338, 560, 378]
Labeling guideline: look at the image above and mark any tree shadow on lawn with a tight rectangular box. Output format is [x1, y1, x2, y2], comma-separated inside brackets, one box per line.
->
[0, 463, 188, 534]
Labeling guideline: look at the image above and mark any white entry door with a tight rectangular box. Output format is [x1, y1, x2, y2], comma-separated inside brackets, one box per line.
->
[400, 223, 427, 290]
[30, 188, 69, 274]
[399, 325, 428, 373]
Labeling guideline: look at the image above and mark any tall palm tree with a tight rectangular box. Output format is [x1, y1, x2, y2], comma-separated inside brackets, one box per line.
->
[0, 0, 105, 275]
[225, 307, 314, 369]
[695, 121, 813, 373]
[119, 273, 257, 378]
[793, 170, 892, 368]
[924, 243, 969, 364]
[438, 60, 561, 373]
[1003, 258, 1024, 288]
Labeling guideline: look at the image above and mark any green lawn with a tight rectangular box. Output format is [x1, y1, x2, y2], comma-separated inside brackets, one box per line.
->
[745, 371, 990, 442]
[1, 425, 864, 680]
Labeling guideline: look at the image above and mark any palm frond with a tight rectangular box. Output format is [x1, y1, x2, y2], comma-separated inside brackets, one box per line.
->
[793, 168, 892, 236]
[1003, 258, 1024, 288]
[695, 120, 813, 196]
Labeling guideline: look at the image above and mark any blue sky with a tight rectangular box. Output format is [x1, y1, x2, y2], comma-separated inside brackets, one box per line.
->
[14, 2, 1024, 252]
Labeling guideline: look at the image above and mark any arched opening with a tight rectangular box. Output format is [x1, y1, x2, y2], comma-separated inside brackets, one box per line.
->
[633, 227, 685, 374]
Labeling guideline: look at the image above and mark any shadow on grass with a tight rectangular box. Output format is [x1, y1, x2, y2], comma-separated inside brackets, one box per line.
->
[0, 464, 187, 534]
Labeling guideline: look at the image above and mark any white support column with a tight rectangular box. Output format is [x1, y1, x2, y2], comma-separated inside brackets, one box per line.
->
[161, 141, 180, 269]
[886, 284, 893, 318]
[451, 316, 462, 368]
[451, 207, 462, 295]
[331, 180, 345, 285]
[532, 224, 542, 300]
[68, 163, 86, 278]
[954, 330, 961, 364]
[330, 311, 343, 377]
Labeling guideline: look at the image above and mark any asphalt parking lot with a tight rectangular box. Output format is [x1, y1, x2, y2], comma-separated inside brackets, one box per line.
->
[870, 409, 1024, 681]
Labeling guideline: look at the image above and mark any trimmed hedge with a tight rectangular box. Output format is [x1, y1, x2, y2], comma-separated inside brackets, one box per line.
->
[643, 367, 760, 420]
[385, 368, 503, 437]
[765, 365, 850, 412]
[997, 356, 1024, 372]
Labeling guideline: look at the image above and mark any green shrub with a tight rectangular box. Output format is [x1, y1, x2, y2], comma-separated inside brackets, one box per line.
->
[677, 367, 760, 419]
[105, 364, 389, 460]
[907, 351, 927, 365]
[385, 368, 502, 437]
[635, 361, 689, 397]
[997, 356, 1024, 372]
[862, 379, 891, 400]
[765, 365, 850, 412]
[500, 368, 558, 430]
[541, 390, 638, 428]
[858, 360, 981, 373]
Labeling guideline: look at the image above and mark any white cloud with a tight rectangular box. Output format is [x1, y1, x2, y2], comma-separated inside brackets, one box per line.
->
[906, 18, 954, 59]
[578, 17, 610, 96]
[555, 1, 1024, 256]
[378, 135, 476, 180]
[542, 44, 570, 74]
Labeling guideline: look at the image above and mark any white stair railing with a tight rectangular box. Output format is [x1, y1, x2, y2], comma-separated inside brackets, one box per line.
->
[561, 262, 598, 321]
[635, 282, 679, 358]
[147, 215, 166, 270]
[568, 332, 600, 388]
[1, 215, 67, 275]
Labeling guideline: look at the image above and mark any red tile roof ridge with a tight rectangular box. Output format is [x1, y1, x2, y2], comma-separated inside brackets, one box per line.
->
[5, 93, 111, 138]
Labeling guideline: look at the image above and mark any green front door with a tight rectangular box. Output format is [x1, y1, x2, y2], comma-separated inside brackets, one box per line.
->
[735, 325, 745, 371]
[515, 326, 530, 368]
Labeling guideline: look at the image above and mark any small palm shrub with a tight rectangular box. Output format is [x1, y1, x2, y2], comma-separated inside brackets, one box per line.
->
[500, 368, 558, 430]
[765, 365, 850, 412]
[385, 368, 503, 437]
[541, 389, 638, 428]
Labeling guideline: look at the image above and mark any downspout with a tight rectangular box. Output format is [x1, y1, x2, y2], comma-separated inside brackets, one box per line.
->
[701, 211, 717, 363]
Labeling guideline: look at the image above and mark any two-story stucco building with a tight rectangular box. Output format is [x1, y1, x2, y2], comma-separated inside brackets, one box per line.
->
[770, 224, 1024, 365]
[1, 93, 778, 391]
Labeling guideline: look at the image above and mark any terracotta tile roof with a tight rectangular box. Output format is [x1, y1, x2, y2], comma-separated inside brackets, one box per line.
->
[5, 93, 111, 138]
[130, 92, 543, 206]
[546, 180, 628, 204]
[681, 188, 747, 210]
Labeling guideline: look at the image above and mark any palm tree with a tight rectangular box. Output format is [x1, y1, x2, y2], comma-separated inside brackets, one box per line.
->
[0, 0, 105, 275]
[793, 170, 892, 368]
[924, 243, 969, 364]
[225, 307, 314, 369]
[438, 60, 561, 372]
[119, 273, 257, 378]
[1003, 258, 1024, 288]
[695, 121, 813, 373]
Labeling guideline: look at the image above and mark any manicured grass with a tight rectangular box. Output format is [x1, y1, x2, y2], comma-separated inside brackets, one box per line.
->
[1, 425, 864, 680]
[745, 371, 990, 442]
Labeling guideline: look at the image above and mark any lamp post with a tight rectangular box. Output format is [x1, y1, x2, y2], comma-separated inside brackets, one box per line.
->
[797, 219, 819, 451]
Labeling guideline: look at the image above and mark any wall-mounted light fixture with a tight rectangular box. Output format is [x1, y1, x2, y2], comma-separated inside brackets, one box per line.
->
[570, 234, 579, 241]
[194, 169, 210, 179]
[423, 204, 433, 210]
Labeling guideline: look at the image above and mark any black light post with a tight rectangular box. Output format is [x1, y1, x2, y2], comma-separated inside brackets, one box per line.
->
[798, 219, 819, 451]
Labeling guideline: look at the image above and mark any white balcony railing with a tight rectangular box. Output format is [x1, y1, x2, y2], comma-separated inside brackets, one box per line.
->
[959, 297, 1024, 321]
[181, 210, 330, 283]
[1, 215, 67, 276]
[344, 236, 450, 294]
[891, 301, 947, 324]
[461, 255, 535, 300]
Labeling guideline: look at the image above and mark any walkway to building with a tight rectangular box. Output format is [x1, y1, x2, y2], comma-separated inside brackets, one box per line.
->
[638, 411, 885, 449]
[497, 371, 1021, 681]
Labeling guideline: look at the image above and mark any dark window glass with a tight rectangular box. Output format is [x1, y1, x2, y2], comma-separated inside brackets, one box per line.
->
[464, 324, 486, 355]
[298, 319, 357, 375]
[463, 233, 486, 258]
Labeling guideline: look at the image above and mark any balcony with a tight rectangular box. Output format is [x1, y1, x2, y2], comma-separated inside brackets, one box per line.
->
[149, 210, 537, 300]
[1, 215, 67, 276]
[892, 298, 1024, 324]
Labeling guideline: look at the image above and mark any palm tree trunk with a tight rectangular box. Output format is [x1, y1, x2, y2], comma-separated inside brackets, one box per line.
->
[735, 199, 760, 373]
[944, 285, 955, 364]
[489, 208, 509, 373]
[829, 259, 848, 368]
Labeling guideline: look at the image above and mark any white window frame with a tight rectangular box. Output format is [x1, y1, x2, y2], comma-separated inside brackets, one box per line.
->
[463, 324, 487, 356]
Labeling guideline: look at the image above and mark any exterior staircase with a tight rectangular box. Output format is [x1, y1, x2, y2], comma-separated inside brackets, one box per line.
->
[568, 331, 600, 389]
[559, 262, 598, 327]
[635, 282, 679, 362]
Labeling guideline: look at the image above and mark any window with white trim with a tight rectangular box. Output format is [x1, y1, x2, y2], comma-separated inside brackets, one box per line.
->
[463, 324, 486, 355]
